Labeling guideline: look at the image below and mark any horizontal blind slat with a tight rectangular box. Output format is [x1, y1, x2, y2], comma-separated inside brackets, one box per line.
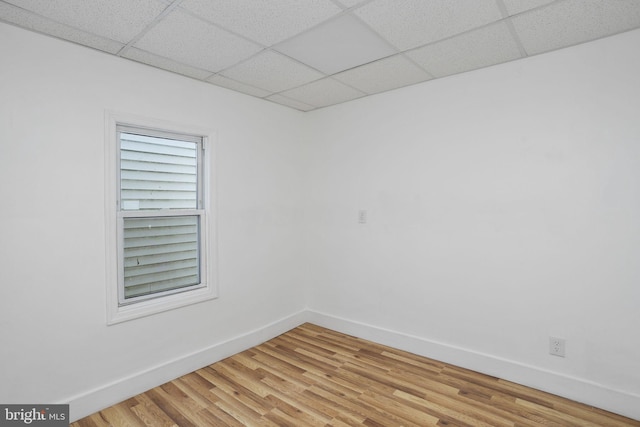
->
[123, 224, 196, 239]
[119, 131, 199, 147]
[121, 140, 196, 158]
[123, 241, 197, 258]
[121, 190, 197, 201]
[124, 267, 198, 288]
[124, 232, 197, 249]
[124, 259, 198, 280]
[124, 249, 197, 268]
[121, 180, 196, 192]
[120, 159, 195, 175]
[121, 170, 196, 183]
[124, 219, 197, 229]
[124, 275, 199, 299]
[124, 200, 199, 210]
[121, 151, 196, 166]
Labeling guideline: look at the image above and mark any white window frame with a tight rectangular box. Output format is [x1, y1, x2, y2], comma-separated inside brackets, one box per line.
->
[105, 111, 217, 325]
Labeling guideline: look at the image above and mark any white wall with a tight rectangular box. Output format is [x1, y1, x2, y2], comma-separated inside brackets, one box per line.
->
[304, 29, 640, 419]
[0, 23, 308, 419]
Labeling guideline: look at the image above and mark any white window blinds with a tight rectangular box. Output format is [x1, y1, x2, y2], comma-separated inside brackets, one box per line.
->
[122, 216, 200, 299]
[117, 126, 204, 304]
[119, 131, 199, 210]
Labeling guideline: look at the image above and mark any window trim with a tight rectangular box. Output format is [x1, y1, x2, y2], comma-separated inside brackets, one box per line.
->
[105, 111, 217, 325]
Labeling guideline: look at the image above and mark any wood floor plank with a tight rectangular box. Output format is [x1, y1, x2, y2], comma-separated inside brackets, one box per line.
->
[75, 412, 114, 427]
[208, 385, 277, 427]
[97, 406, 145, 427]
[206, 370, 273, 416]
[71, 323, 640, 427]
[393, 389, 513, 427]
[300, 387, 375, 426]
[129, 400, 177, 427]
[174, 372, 220, 406]
[197, 406, 245, 427]
[145, 387, 198, 427]
[358, 389, 441, 426]
[263, 394, 332, 426]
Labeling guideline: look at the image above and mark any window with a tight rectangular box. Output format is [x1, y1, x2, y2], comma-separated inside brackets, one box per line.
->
[106, 112, 216, 324]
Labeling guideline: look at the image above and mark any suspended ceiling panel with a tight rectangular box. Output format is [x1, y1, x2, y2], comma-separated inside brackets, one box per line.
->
[2, 0, 640, 111]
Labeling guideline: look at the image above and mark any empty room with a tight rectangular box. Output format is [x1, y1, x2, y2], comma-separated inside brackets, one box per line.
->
[1, 0, 639, 425]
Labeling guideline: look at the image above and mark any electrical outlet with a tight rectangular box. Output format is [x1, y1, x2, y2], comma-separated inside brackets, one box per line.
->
[549, 337, 566, 357]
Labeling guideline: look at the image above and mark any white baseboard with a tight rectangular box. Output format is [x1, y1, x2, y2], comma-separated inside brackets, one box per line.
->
[63, 310, 308, 422]
[305, 310, 640, 421]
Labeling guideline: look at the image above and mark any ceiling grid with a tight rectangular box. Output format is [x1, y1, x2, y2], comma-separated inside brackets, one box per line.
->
[1, 0, 639, 111]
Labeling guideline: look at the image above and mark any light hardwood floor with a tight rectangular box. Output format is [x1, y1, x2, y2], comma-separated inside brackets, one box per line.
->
[72, 323, 640, 426]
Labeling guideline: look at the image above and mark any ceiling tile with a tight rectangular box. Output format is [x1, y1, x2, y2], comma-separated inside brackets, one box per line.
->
[220, 50, 324, 93]
[0, 1, 124, 53]
[333, 54, 431, 94]
[334, 0, 370, 8]
[354, 0, 503, 51]
[279, 78, 365, 108]
[501, 0, 555, 16]
[122, 47, 213, 80]
[274, 14, 396, 75]
[512, 0, 640, 55]
[3, 0, 167, 43]
[180, 0, 342, 46]
[134, 9, 262, 73]
[207, 74, 273, 98]
[266, 94, 316, 112]
[406, 21, 522, 78]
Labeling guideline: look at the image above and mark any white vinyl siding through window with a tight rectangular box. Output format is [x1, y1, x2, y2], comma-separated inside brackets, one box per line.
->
[122, 216, 200, 299]
[117, 126, 205, 305]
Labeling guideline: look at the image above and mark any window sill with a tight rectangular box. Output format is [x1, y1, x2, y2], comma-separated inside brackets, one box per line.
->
[107, 284, 216, 325]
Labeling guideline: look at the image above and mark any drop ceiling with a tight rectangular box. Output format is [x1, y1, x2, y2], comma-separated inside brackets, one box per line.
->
[2, 0, 640, 112]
